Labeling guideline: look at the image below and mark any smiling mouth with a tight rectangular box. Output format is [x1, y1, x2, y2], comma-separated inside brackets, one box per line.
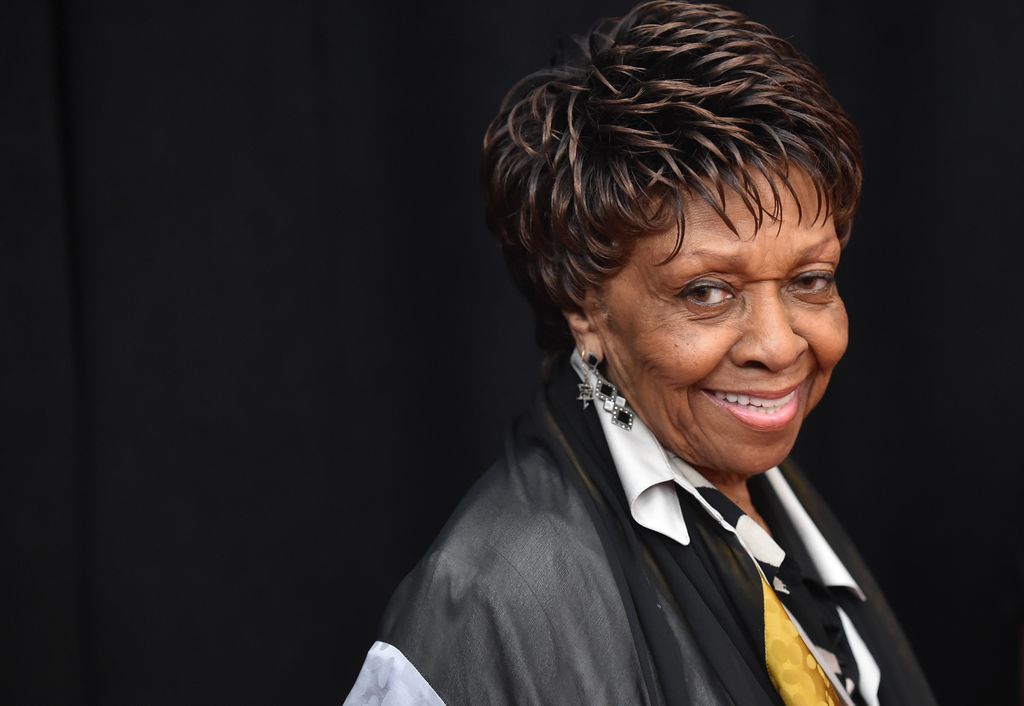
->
[703, 387, 801, 430]
[710, 389, 796, 414]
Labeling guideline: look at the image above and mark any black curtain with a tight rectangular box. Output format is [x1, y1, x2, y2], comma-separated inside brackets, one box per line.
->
[2, 1, 1021, 704]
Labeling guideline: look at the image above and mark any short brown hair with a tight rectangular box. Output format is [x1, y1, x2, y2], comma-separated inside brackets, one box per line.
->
[482, 0, 862, 352]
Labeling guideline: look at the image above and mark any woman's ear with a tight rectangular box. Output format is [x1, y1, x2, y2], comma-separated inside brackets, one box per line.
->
[563, 305, 604, 362]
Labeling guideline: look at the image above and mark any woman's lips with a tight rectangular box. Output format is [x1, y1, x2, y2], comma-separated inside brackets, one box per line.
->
[702, 386, 800, 431]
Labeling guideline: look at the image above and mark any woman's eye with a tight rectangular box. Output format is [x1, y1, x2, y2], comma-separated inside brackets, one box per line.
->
[792, 273, 834, 294]
[683, 283, 734, 306]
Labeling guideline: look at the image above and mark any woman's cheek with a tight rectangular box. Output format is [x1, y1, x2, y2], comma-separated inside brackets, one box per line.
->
[802, 306, 848, 415]
[822, 302, 849, 370]
[674, 324, 744, 380]
[799, 300, 848, 371]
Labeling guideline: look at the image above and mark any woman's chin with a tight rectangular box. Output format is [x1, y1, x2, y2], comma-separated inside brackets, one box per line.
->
[694, 436, 798, 478]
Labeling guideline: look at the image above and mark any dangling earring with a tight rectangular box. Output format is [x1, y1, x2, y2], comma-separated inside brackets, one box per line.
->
[577, 350, 634, 431]
[577, 350, 599, 409]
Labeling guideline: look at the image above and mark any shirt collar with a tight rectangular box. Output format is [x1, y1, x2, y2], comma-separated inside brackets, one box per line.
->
[569, 350, 864, 599]
[764, 467, 865, 600]
[571, 350, 691, 545]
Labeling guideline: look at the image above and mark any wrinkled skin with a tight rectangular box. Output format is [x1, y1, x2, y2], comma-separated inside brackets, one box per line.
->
[565, 171, 848, 514]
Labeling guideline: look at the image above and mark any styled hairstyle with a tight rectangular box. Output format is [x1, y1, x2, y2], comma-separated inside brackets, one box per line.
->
[482, 0, 862, 353]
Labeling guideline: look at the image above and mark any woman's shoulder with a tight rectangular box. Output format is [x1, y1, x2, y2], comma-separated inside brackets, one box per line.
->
[385, 427, 610, 624]
[430, 436, 603, 572]
[375, 423, 648, 704]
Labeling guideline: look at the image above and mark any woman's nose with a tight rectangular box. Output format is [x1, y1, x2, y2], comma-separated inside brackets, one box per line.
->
[730, 289, 808, 372]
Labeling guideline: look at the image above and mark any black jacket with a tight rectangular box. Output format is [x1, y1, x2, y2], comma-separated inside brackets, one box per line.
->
[380, 368, 936, 705]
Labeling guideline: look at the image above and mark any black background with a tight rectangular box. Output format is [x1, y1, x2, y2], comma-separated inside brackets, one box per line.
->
[2, 0, 1022, 704]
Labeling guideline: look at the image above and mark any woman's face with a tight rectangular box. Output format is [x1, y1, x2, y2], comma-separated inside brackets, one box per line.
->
[567, 172, 848, 478]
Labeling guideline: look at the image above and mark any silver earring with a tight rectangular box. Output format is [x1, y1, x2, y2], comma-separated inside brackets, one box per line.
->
[578, 351, 634, 431]
[577, 351, 598, 409]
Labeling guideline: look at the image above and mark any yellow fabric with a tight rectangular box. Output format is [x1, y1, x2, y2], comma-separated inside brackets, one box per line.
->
[761, 575, 842, 706]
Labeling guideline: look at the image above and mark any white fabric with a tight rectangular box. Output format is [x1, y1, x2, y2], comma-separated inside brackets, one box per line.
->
[839, 606, 882, 706]
[344, 641, 444, 706]
[764, 467, 866, 600]
[602, 401, 693, 545]
[735, 514, 787, 567]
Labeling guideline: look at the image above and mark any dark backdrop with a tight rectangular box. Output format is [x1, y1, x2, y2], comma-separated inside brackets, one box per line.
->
[2, 0, 1021, 704]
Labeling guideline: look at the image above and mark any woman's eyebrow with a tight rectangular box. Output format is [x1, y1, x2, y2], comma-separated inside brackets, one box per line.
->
[796, 236, 842, 260]
[671, 248, 747, 268]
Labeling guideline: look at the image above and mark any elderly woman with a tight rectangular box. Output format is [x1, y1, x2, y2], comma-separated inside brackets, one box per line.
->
[346, 2, 936, 704]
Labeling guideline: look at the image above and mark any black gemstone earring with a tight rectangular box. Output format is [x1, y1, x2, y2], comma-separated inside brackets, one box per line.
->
[577, 351, 598, 409]
[578, 350, 634, 431]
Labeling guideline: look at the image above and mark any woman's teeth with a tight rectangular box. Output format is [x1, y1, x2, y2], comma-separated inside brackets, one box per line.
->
[712, 389, 795, 414]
